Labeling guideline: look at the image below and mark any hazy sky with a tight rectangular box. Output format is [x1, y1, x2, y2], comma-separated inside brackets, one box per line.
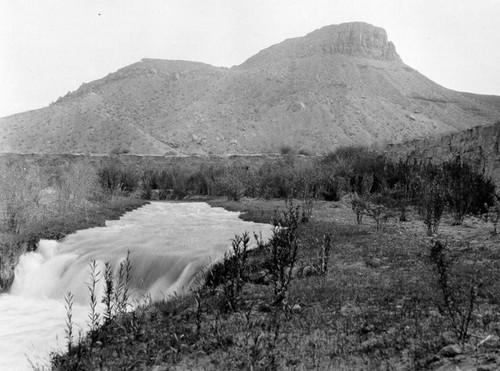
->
[1, 0, 499, 117]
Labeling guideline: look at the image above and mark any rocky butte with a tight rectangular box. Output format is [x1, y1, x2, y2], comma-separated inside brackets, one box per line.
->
[1, 22, 500, 155]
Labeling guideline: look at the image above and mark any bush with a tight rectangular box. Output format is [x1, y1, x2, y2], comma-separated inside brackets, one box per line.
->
[429, 240, 478, 342]
[214, 166, 248, 201]
[58, 162, 103, 210]
[0, 163, 47, 234]
[268, 200, 301, 304]
[418, 175, 447, 236]
[279, 145, 295, 155]
[204, 232, 251, 311]
[442, 156, 496, 225]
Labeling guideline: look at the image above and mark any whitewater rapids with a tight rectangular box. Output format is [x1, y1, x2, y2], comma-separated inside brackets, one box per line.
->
[0, 202, 272, 370]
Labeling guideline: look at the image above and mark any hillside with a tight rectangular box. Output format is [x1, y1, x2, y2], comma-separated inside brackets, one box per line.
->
[1, 22, 500, 155]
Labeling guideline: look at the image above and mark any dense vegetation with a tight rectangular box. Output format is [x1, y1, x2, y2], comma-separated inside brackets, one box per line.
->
[0, 158, 146, 290]
[95, 148, 496, 213]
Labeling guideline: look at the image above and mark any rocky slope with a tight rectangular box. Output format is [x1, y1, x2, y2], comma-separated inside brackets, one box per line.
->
[386, 120, 500, 186]
[1, 22, 500, 155]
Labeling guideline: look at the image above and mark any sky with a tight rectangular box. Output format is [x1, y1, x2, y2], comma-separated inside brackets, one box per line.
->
[1, 0, 499, 118]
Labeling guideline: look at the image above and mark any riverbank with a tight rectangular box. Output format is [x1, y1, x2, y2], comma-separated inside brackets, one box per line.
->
[0, 197, 148, 292]
[49, 197, 500, 370]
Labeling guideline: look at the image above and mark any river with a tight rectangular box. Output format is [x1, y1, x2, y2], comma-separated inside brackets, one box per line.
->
[0, 202, 272, 370]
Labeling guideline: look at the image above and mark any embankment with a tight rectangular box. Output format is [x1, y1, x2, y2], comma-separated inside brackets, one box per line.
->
[385, 121, 500, 185]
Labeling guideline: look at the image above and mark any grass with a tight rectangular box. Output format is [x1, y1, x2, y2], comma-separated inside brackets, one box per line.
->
[47, 197, 500, 370]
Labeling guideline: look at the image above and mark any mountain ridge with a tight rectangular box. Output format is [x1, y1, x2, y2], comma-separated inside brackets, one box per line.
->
[1, 22, 500, 155]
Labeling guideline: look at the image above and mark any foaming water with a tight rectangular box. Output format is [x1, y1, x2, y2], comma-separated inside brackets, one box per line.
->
[0, 202, 272, 370]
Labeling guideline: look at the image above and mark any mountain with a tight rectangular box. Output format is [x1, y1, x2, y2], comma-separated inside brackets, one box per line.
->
[2, 22, 500, 155]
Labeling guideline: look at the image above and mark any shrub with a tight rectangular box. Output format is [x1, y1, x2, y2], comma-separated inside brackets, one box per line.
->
[220, 232, 251, 311]
[429, 240, 478, 343]
[205, 233, 252, 311]
[350, 194, 366, 224]
[417, 173, 447, 236]
[58, 162, 103, 211]
[441, 156, 495, 225]
[268, 200, 301, 304]
[214, 166, 248, 201]
[110, 146, 130, 155]
[363, 202, 388, 231]
[279, 145, 295, 155]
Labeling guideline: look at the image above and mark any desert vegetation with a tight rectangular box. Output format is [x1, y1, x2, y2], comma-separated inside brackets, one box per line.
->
[0, 157, 146, 290]
[2, 146, 499, 370]
[48, 197, 500, 370]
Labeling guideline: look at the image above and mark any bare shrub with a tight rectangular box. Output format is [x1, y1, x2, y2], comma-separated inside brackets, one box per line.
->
[429, 239, 478, 343]
[418, 177, 447, 236]
[219, 232, 251, 311]
[350, 194, 366, 224]
[204, 233, 252, 311]
[268, 200, 301, 305]
[319, 233, 332, 276]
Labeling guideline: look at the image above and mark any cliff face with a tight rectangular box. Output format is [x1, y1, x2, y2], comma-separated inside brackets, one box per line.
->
[240, 22, 401, 68]
[386, 121, 500, 186]
[305, 22, 401, 61]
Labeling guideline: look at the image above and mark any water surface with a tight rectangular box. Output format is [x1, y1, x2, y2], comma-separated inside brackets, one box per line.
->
[0, 202, 271, 370]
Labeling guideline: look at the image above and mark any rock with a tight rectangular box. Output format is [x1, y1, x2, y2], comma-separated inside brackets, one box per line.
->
[478, 334, 500, 349]
[284, 267, 291, 278]
[365, 257, 382, 268]
[439, 344, 462, 358]
[340, 302, 361, 317]
[291, 304, 302, 313]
